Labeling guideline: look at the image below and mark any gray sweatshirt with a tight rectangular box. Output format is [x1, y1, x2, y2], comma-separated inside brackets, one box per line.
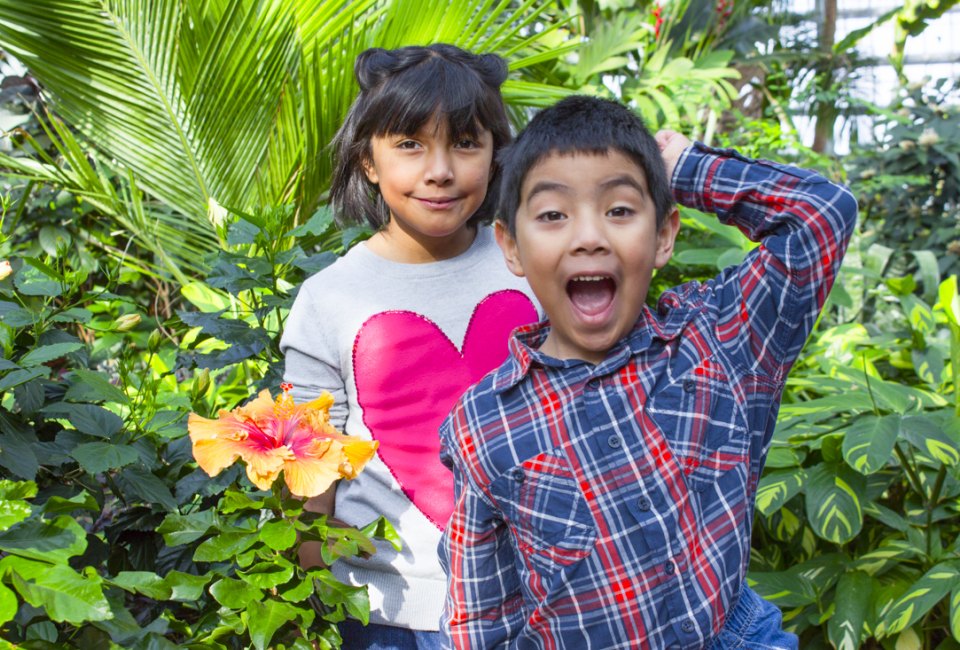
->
[280, 226, 539, 630]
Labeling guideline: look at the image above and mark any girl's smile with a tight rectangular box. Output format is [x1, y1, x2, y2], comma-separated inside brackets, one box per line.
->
[363, 117, 494, 263]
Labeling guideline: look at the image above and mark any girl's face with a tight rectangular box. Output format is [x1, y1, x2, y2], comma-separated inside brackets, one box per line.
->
[363, 116, 494, 263]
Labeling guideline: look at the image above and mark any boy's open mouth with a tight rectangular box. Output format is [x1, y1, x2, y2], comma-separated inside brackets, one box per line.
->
[567, 275, 617, 317]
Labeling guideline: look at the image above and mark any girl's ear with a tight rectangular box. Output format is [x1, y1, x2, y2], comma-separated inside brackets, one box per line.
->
[495, 221, 525, 278]
[362, 156, 379, 184]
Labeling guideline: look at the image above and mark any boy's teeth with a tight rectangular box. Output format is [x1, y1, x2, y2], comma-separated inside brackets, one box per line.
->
[573, 275, 606, 282]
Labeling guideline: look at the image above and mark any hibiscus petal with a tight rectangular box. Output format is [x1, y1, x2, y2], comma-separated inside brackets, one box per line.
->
[244, 447, 292, 491]
[340, 439, 379, 479]
[188, 413, 249, 476]
[282, 455, 345, 497]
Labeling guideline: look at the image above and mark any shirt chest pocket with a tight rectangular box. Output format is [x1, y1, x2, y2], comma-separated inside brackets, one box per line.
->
[490, 448, 597, 575]
[647, 356, 750, 491]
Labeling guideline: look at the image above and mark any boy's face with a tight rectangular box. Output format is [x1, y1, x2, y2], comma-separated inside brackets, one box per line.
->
[496, 150, 679, 365]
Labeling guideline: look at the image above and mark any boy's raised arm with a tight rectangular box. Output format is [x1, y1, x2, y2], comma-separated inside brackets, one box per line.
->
[665, 139, 858, 381]
[439, 420, 524, 648]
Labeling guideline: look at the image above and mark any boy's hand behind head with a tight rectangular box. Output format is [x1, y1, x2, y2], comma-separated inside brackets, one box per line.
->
[655, 130, 692, 182]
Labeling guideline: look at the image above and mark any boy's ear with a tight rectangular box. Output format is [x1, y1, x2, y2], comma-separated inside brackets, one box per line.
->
[654, 207, 681, 269]
[494, 221, 525, 278]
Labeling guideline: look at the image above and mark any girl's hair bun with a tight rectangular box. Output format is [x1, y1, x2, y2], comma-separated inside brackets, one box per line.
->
[355, 48, 403, 92]
[474, 53, 509, 87]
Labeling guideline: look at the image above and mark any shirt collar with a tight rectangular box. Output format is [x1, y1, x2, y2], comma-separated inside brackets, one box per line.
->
[492, 298, 690, 393]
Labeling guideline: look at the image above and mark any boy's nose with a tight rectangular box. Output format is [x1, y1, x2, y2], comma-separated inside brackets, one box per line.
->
[424, 150, 454, 185]
[570, 215, 610, 254]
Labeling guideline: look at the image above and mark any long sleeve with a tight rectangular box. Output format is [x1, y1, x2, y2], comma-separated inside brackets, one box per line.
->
[280, 280, 349, 430]
[670, 144, 858, 381]
[439, 419, 525, 649]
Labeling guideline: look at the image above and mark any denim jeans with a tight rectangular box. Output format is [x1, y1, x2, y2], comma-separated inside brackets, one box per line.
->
[339, 619, 441, 650]
[707, 585, 798, 649]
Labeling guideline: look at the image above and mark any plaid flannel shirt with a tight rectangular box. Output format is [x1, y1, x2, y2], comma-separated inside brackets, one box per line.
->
[438, 143, 858, 649]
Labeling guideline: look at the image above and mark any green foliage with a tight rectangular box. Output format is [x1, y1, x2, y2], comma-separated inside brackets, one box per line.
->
[749, 270, 960, 649]
[847, 78, 960, 280]
[0, 0, 580, 281]
[0, 199, 394, 646]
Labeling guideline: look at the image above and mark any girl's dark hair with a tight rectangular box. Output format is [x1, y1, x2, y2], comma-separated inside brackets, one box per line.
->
[330, 44, 511, 229]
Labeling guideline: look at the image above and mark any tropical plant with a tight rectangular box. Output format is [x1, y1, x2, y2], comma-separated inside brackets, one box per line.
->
[0, 0, 580, 281]
[847, 78, 960, 281]
[749, 266, 960, 650]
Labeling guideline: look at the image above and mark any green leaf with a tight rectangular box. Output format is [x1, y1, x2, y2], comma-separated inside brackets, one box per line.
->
[181, 282, 232, 313]
[10, 564, 110, 624]
[939, 275, 960, 328]
[161, 571, 210, 602]
[0, 582, 17, 627]
[0, 515, 87, 562]
[259, 520, 296, 551]
[116, 466, 177, 511]
[42, 491, 100, 517]
[220, 489, 266, 513]
[193, 531, 259, 563]
[309, 568, 371, 622]
[0, 427, 39, 479]
[0, 499, 32, 532]
[244, 599, 299, 650]
[157, 510, 217, 546]
[828, 570, 872, 650]
[237, 558, 295, 589]
[69, 441, 139, 474]
[755, 468, 805, 516]
[41, 403, 121, 439]
[901, 415, 960, 467]
[0, 479, 37, 500]
[950, 584, 960, 642]
[63, 368, 130, 404]
[875, 562, 959, 637]
[209, 577, 263, 610]
[0, 367, 47, 392]
[110, 571, 172, 601]
[19, 342, 82, 367]
[805, 463, 865, 544]
[842, 415, 901, 474]
[278, 575, 314, 603]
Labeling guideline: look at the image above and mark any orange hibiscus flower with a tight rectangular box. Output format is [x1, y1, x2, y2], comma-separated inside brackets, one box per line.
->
[188, 385, 378, 497]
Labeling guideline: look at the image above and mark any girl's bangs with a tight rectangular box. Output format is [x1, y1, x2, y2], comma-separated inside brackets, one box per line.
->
[368, 62, 495, 138]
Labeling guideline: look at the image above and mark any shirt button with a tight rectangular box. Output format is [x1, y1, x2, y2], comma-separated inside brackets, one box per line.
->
[681, 620, 695, 633]
[586, 379, 599, 389]
[510, 468, 525, 483]
[664, 561, 675, 574]
[607, 435, 622, 448]
[637, 496, 651, 512]
[682, 378, 696, 393]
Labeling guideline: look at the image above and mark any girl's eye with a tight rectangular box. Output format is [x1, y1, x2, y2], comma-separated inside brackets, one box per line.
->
[608, 206, 635, 218]
[454, 138, 479, 149]
[536, 211, 565, 223]
[396, 140, 420, 150]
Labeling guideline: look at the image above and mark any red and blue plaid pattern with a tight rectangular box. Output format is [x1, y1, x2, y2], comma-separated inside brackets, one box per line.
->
[439, 144, 858, 649]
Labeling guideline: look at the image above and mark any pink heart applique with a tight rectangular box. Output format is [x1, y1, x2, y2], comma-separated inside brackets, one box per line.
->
[353, 290, 537, 529]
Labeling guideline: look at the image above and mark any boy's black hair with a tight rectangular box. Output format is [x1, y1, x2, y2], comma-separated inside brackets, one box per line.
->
[496, 95, 675, 235]
[330, 44, 512, 229]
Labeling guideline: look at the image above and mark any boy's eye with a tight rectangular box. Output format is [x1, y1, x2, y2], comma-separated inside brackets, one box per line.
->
[608, 206, 635, 218]
[536, 211, 566, 223]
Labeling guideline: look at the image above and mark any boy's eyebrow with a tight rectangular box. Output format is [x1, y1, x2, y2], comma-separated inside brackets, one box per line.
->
[524, 180, 570, 204]
[600, 175, 647, 196]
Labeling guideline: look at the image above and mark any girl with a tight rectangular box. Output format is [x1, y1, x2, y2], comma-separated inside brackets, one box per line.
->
[280, 44, 539, 648]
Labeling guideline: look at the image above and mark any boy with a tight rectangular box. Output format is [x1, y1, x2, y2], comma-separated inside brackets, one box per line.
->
[438, 96, 857, 648]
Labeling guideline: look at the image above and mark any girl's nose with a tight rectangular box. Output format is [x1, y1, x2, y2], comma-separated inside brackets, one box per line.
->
[424, 149, 454, 185]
